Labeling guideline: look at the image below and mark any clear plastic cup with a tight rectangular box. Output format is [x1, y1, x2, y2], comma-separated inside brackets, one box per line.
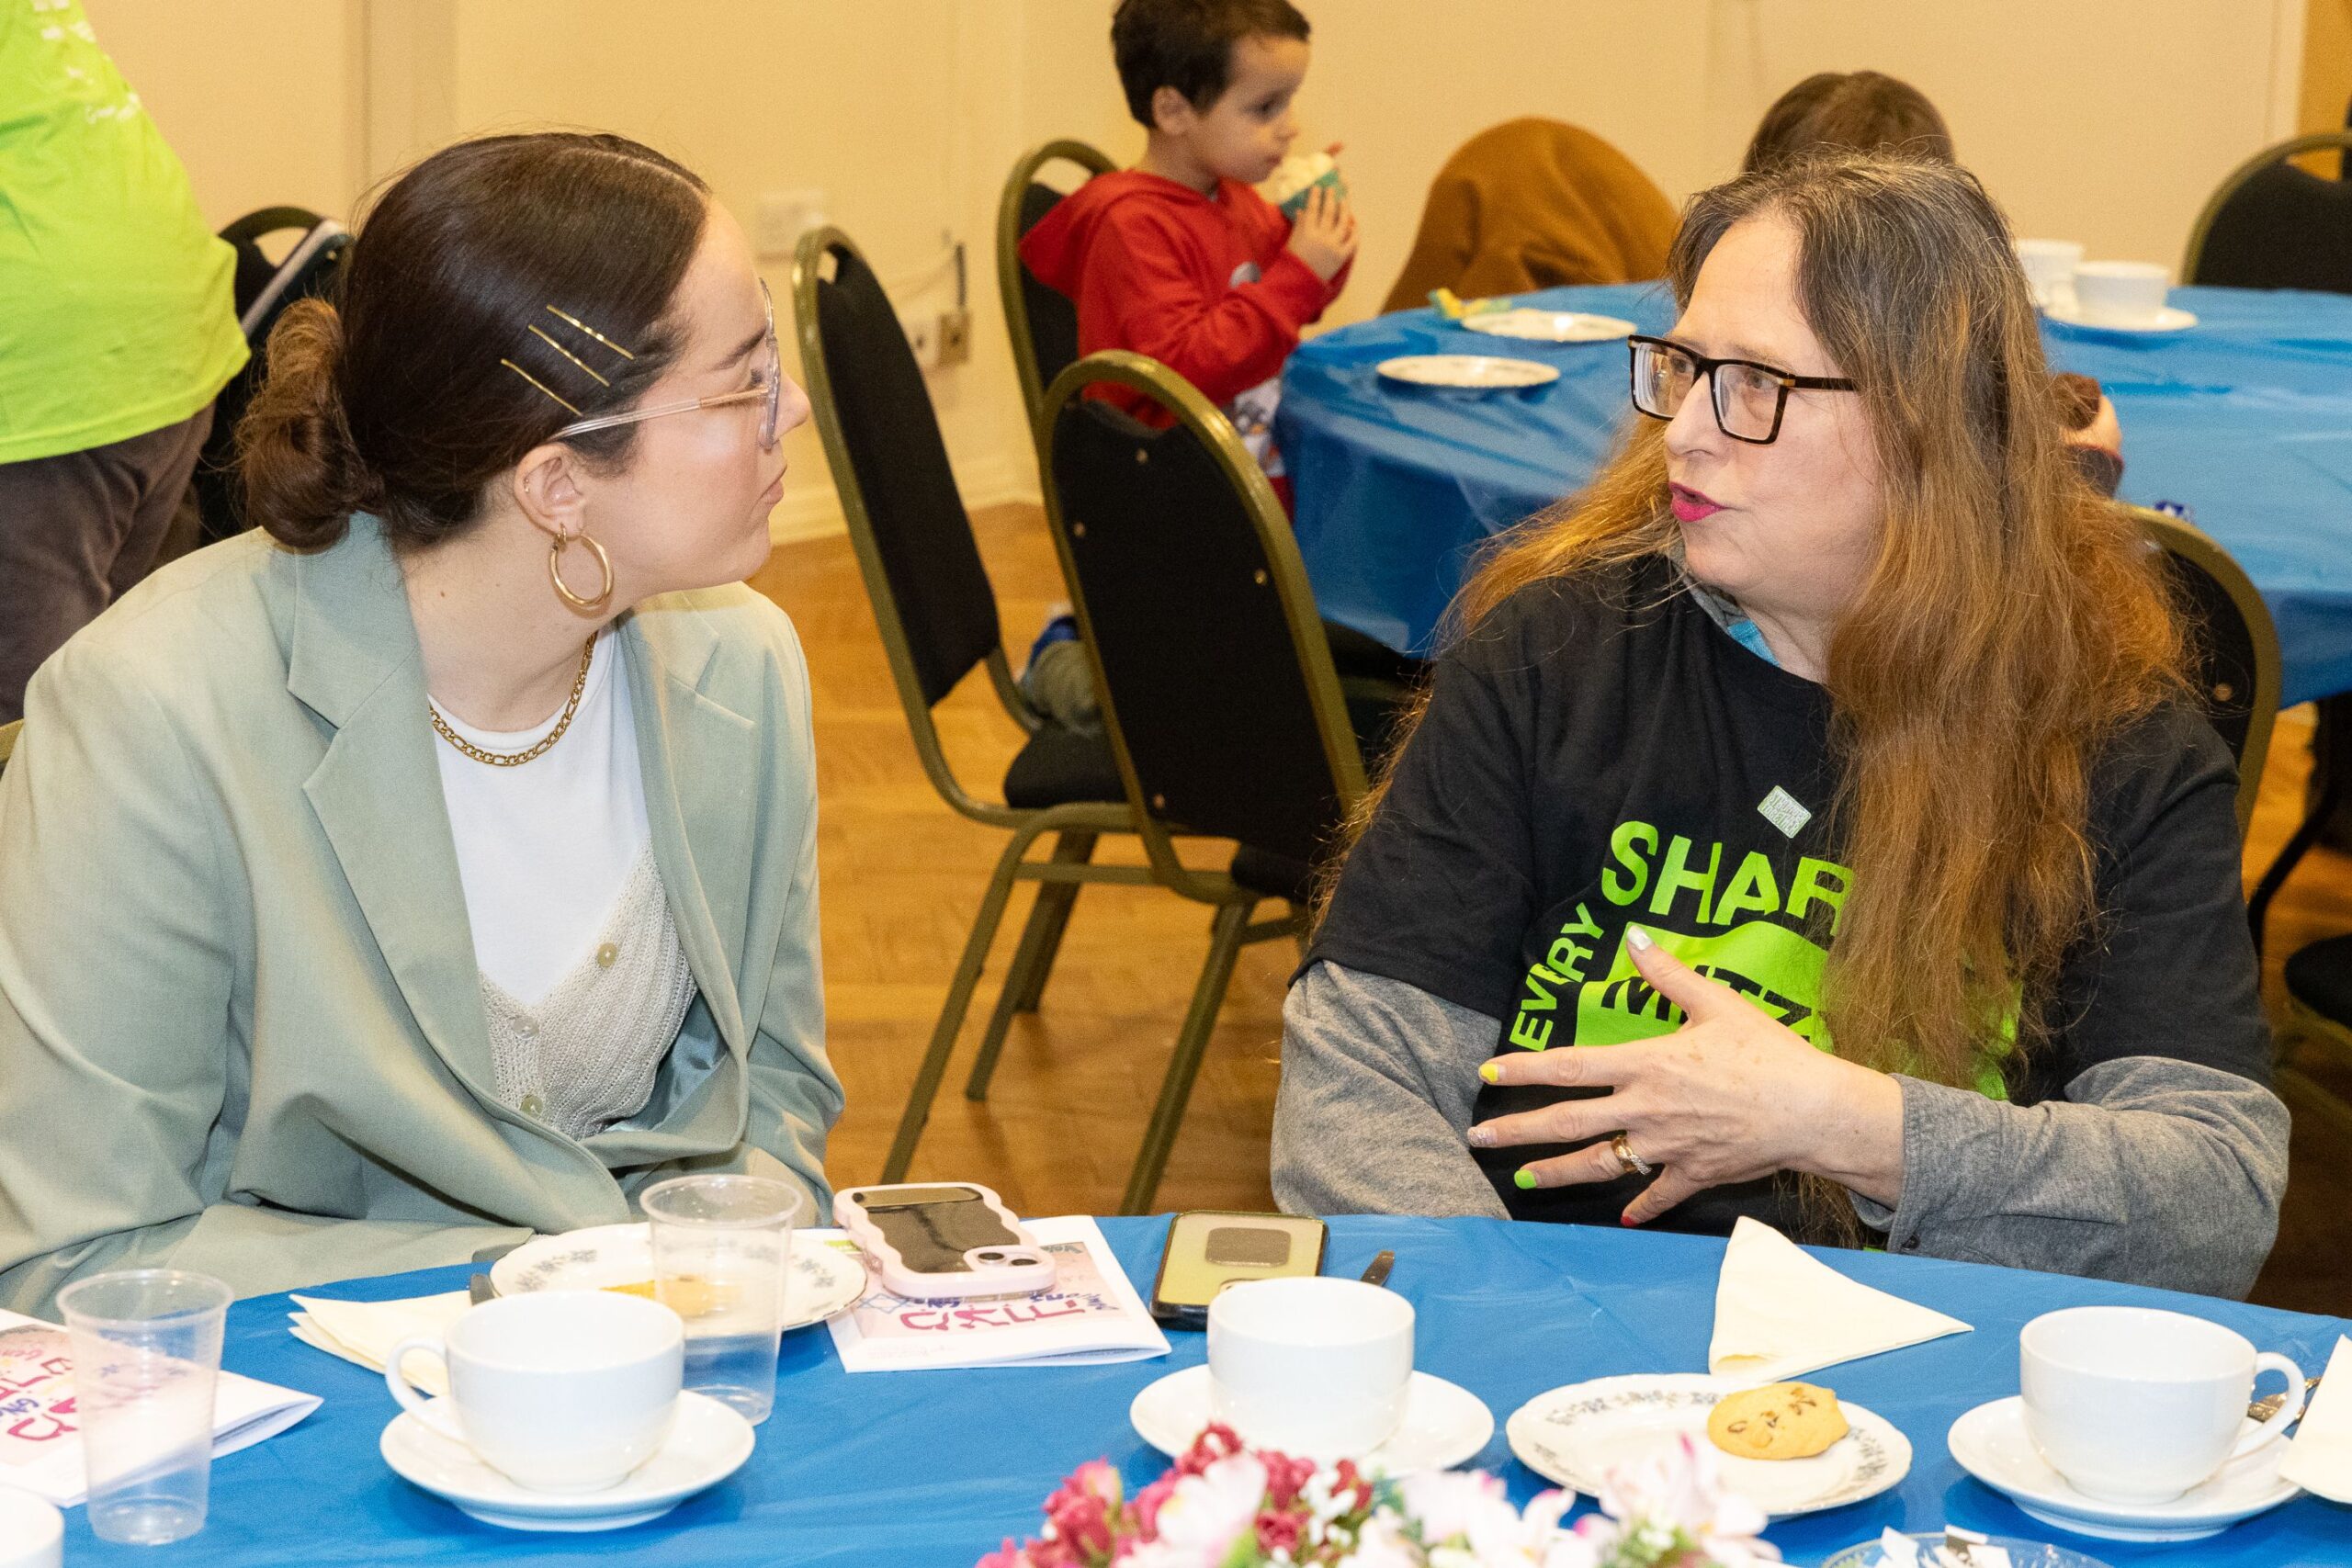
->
[56, 1269, 233, 1546]
[639, 1175, 804, 1424]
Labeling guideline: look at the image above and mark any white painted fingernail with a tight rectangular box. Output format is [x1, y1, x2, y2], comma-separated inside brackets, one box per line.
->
[1466, 1124, 1495, 1148]
[1625, 924, 1654, 952]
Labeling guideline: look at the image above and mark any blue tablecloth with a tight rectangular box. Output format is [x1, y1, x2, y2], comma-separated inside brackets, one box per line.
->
[60, 1215, 2352, 1566]
[1279, 285, 2352, 708]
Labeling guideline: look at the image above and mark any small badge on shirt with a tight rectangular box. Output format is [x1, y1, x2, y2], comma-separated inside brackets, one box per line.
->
[1757, 785, 1812, 840]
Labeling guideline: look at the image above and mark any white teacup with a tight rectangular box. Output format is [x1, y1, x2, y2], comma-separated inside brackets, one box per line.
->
[2070, 261, 2171, 325]
[2014, 238, 2085, 309]
[2020, 1305, 2306, 1504]
[1208, 1276, 1412, 1459]
[385, 1291, 684, 1493]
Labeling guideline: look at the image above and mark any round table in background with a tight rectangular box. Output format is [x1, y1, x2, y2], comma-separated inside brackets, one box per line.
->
[1278, 284, 2352, 709]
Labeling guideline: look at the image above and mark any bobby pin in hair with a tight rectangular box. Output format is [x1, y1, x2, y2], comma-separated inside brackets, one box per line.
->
[526, 323, 611, 386]
[500, 359, 582, 416]
[543, 304, 638, 361]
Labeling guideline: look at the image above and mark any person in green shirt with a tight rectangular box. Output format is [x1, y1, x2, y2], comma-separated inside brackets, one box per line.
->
[0, 0, 248, 724]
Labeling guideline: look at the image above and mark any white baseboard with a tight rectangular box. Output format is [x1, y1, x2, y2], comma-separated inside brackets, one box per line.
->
[767, 451, 1042, 547]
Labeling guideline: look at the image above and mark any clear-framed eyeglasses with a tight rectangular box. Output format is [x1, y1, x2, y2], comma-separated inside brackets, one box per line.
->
[1626, 333, 1857, 446]
[550, 282, 782, 451]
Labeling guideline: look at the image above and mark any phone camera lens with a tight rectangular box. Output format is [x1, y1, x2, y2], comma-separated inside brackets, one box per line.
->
[977, 1250, 1003, 1261]
[1013, 1256, 1041, 1265]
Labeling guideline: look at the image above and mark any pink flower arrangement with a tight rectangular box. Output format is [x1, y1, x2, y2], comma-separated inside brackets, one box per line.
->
[977, 1427, 1779, 1568]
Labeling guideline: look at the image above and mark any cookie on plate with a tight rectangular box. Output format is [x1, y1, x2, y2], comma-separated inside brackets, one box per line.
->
[1705, 1382, 1849, 1461]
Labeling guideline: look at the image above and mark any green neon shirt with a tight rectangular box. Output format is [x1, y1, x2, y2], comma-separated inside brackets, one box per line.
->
[0, 1, 247, 464]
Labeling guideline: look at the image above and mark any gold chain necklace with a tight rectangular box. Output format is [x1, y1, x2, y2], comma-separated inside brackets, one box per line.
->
[430, 635, 598, 767]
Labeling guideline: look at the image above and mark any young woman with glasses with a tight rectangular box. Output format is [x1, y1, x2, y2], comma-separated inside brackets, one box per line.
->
[1275, 154, 2287, 1300]
[0, 132, 839, 1311]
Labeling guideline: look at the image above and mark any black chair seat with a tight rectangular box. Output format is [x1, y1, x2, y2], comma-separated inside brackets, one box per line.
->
[1002, 721, 1123, 808]
[1230, 844, 1314, 902]
[2284, 934, 2352, 1024]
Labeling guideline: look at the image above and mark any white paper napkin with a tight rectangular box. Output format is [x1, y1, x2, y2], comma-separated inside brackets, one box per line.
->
[287, 1292, 471, 1396]
[1707, 1216, 1972, 1384]
[2281, 1334, 2352, 1502]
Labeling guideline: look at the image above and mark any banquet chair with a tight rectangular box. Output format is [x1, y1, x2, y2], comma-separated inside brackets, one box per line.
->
[2276, 936, 2352, 1140]
[192, 208, 353, 541]
[2181, 130, 2352, 295]
[998, 139, 1116, 459]
[793, 226, 1149, 1189]
[2133, 507, 2278, 846]
[1041, 350, 1371, 1213]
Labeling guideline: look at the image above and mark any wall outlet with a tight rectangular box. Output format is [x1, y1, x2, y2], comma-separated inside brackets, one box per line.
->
[755, 189, 826, 260]
[936, 307, 971, 367]
[901, 310, 941, 370]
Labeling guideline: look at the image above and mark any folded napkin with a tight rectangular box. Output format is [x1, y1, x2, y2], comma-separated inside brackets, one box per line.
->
[288, 1291, 470, 1396]
[1707, 1217, 1972, 1384]
[2281, 1334, 2352, 1502]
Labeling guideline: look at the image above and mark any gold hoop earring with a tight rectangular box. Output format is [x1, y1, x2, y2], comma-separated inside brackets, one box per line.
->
[548, 530, 614, 613]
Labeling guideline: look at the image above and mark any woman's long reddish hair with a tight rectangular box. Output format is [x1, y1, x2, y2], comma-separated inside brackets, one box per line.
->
[1347, 154, 2183, 1114]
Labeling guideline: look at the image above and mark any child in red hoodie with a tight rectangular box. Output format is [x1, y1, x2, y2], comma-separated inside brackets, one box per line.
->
[1021, 0, 1354, 468]
[1018, 0, 1357, 728]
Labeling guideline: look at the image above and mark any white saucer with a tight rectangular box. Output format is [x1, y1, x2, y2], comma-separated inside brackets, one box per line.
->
[1461, 309, 1636, 344]
[1947, 1395, 2301, 1542]
[380, 1390, 753, 1531]
[492, 1224, 865, 1331]
[1376, 354, 1560, 389]
[2041, 301, 2198, 333]
[1129, 1366, 1493, 1474]
[1508, 1374, 1910, 1518]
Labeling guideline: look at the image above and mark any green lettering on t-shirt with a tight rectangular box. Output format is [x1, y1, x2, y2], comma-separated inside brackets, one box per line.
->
[1648, 835, 1722, 924]
[1601, 820, 1657, 906]
[1713, 851, 1782, 925]
[1790, 857, 1850, 937]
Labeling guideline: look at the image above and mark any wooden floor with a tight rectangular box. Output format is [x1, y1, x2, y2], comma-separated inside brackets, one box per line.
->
[751, 502, 2352, 1316]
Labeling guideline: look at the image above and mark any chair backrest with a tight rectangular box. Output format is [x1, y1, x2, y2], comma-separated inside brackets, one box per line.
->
[1040, 352, 1365, 892]
[2182, 131, 2352, 293]
[793, 225, 1023, 816]
[997, 140, 1115, 450]
[193, 208, 354, 542]
[2134, 506, 2278, 840]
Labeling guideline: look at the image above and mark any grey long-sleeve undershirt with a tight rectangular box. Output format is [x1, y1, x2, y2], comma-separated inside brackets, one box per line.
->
[1271, 960, 2290, 1299]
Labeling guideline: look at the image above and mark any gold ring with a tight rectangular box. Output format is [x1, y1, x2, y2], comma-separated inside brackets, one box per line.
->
[1611, 1132, 1654, 1178]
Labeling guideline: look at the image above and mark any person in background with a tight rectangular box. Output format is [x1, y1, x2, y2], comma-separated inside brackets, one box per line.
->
[1016, 0, 1356, 730]
[1274, 155, 2285, 1301]
[0, 1, 247, 725]
[1743, 70, 2125, 493]
[0, 132, 840, 1313]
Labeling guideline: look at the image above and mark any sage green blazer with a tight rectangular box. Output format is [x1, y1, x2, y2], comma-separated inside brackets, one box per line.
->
[0, 516, 842, 1314]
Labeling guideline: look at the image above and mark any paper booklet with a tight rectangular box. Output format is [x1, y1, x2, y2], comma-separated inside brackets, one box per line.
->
[826, 1214, 1170, 1372]
[0, 1308, 322, 1506]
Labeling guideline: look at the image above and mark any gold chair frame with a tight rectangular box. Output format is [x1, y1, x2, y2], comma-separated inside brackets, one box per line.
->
[997, 139, 1116, 456]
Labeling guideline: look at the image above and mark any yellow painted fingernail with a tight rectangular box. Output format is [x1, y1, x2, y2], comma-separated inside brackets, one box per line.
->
[1477, 1062, 1498, 1084]
[1513, 1168, 1539, 1190]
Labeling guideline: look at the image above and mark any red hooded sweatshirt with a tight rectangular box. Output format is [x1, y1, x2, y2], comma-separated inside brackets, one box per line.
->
[1018, 169, 1349, 435]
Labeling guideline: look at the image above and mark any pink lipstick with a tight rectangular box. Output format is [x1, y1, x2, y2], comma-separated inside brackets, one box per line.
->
[1669, 484, 1722, 523]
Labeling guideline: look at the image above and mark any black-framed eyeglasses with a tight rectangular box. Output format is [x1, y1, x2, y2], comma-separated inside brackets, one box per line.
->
[1627, 334, 1857, 445]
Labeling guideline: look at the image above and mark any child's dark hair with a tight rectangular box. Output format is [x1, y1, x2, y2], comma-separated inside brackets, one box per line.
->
[1742, 72, 1954, 175]
[1111, 0, 1310, 130]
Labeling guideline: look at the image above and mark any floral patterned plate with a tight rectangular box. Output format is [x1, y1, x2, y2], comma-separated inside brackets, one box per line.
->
[491, 1223, 866, 1331]
[1506, 1373, 1910, 1517]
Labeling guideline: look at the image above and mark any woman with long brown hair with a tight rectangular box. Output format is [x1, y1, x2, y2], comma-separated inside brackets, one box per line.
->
[0, 132, 840, 1312]
[1273, 153, 2287, 1298]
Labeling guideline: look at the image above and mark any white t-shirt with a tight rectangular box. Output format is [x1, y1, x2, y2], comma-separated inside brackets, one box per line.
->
[430, 630, 650, 1008]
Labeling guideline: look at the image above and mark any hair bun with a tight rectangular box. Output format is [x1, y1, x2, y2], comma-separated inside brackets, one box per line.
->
[236, 299, 382, 550]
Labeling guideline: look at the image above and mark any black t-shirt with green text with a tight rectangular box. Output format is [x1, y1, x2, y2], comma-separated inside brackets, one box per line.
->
[1308, 558, 2269, 1235]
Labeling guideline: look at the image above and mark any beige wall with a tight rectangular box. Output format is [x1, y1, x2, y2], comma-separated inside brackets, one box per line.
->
[2303, 0, 2352, 133]
[67, 0, 2320, 537]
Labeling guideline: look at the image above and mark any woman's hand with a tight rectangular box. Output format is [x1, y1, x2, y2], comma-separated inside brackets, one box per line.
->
[1465, 926, 1906, 1224]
